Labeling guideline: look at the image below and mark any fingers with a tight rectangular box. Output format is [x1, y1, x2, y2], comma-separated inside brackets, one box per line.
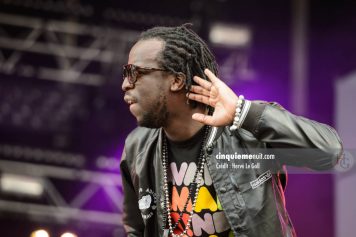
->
[190, 85, 210, 96]
[192, 68, 221, 90]
[187, 93, 212, 106]
[204, 68, 220, 84]
[192, 76, 212, 91]
[189, 69, 220, 106]
[192, 113, 215, 125]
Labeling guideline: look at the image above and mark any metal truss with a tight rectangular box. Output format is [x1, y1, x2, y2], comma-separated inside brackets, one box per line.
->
[0, 158, 123, 226]
[0, 12, 138, 86]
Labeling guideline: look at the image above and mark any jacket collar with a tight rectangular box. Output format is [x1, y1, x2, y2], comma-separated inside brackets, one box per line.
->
[206, 126, 224, 149]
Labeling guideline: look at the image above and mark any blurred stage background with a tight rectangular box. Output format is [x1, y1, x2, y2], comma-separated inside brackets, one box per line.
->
[0, 0, 355, 236]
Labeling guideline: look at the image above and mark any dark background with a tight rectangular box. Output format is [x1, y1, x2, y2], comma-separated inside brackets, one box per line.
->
[0, 0, 355, 236]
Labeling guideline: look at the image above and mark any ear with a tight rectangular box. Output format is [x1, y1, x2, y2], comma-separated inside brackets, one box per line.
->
[170, 72, 186, 92]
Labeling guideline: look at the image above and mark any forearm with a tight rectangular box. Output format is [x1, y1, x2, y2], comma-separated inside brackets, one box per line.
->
[239, 101, 343, 169]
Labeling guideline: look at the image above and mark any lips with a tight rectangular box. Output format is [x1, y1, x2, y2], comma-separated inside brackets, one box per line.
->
[124, 95, 137, 106]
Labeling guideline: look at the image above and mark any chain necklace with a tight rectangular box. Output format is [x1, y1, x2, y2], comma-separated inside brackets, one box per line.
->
[162, 126, 210, 237]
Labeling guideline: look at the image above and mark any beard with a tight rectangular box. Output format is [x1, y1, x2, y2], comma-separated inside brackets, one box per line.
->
[138, 92, 169, 128]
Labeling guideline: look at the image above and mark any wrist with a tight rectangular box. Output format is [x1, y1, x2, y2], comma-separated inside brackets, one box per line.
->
[230, 95, 251, 131]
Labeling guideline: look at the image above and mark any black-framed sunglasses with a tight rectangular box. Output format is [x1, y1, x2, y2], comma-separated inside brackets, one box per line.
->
[123, 64, 169, 84]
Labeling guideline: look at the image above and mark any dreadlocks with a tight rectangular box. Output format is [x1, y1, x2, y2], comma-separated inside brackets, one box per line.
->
[139, 24, 219, 107]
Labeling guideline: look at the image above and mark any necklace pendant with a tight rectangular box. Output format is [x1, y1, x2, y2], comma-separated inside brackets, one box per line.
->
[163, 229, 170, 237]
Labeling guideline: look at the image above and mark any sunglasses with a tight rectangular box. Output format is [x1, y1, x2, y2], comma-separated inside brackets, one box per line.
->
[123, 64, 169, 84]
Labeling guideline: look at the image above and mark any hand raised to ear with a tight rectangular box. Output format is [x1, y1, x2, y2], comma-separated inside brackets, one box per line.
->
[187, 69, 239, 126]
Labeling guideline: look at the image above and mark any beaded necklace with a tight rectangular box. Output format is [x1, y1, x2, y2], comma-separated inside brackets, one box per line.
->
[162, 126, 210, 237]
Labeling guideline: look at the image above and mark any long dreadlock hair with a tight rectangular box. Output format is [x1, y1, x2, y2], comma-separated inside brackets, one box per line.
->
[139, 24, 219, 109]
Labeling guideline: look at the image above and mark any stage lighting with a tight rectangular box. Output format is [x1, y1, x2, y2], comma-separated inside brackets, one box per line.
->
[60, 232, 78, 237]
[1, 173, 44, 197]
[30, 229, 49, 237]
[209, 23, 251, 47]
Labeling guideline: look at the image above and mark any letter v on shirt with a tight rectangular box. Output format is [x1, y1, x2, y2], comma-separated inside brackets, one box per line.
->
[169, 161, 233, 236]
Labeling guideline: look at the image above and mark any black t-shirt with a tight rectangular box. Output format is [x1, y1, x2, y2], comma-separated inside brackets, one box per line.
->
[167, 126, 232, 237]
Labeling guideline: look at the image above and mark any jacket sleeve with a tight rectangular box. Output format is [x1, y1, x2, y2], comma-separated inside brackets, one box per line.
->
[240, 101, 343, 170]
[120, 147, 144, 236]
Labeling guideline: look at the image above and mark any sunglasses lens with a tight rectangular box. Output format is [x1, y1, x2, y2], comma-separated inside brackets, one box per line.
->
[123, 66, 128, 78]
[123, 65, 135, 84]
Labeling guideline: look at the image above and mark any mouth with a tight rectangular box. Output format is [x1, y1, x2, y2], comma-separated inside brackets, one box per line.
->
[124, 95, 137, 106]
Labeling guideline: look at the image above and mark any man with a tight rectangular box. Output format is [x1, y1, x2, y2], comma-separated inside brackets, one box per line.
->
[120, 24, 343, 237]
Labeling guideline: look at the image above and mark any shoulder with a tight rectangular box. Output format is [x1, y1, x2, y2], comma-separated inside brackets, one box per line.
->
[125, 127, 159, 145]
[122, 127, 160, 162]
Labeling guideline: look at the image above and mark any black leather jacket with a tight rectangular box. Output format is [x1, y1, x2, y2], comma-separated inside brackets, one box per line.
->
[120, 101, 343, 237]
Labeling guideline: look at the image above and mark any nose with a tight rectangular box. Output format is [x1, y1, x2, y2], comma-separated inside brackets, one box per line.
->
[122, 77, 134, 92]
